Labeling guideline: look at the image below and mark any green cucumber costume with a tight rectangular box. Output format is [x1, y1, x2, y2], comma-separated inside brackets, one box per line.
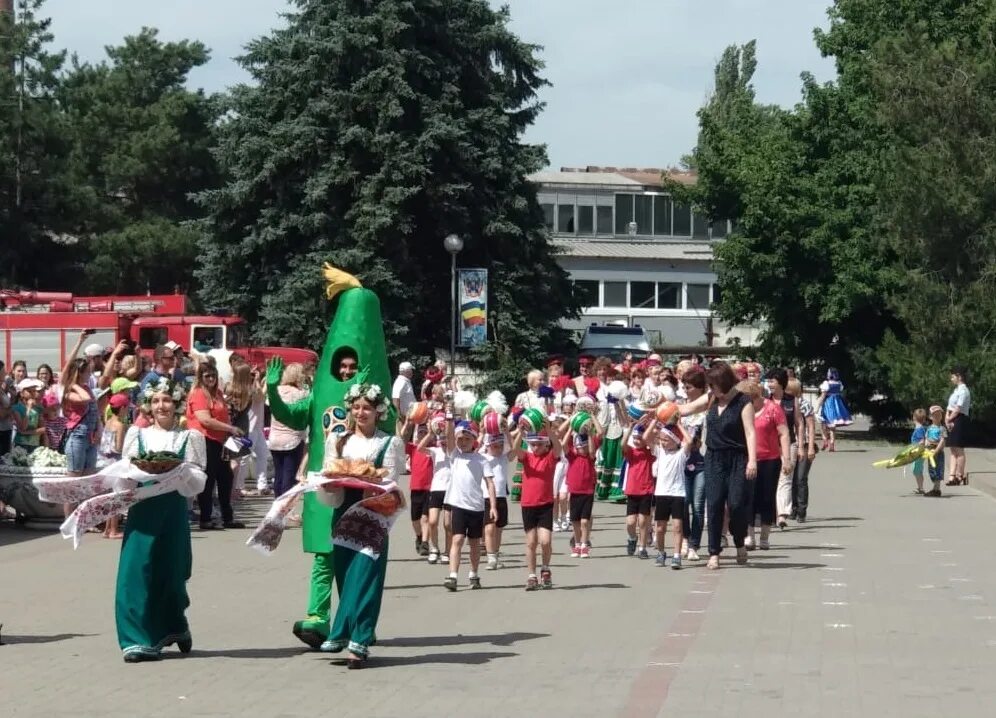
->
[266, 266, 395, 649]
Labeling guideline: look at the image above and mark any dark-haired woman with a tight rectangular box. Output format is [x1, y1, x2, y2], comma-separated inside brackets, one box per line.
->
[701, 362, 757, 570]
[945, 367, 971, 485]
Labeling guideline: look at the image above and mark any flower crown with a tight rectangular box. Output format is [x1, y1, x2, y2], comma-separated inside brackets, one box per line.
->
[345, 382, 390, 417]
[141, 377, 186, 405]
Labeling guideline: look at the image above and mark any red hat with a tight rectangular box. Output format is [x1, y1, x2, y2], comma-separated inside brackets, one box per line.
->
[109, 393, 130, 410]
[424, 366, 444, 384]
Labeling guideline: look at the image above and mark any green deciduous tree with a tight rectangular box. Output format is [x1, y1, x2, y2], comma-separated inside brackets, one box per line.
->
[58, 27, 220, 293]
[196, 0, 579, 367]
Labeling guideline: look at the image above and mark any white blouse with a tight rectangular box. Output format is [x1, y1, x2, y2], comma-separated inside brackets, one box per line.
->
[123, 425, 208, 470]
[317, 429, 404, 511]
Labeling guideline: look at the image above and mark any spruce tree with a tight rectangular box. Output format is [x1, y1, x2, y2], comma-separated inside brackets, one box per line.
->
[196, 0, 579, 366]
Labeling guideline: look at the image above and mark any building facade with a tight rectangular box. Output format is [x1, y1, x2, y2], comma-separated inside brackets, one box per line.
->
[532, 166, 760, 348]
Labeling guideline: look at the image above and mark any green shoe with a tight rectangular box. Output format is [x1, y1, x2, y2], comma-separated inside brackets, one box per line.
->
[292, 616, 330, 650]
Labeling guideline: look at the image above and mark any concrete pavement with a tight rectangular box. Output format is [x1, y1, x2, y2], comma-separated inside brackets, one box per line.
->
[3, 439, 996, 718]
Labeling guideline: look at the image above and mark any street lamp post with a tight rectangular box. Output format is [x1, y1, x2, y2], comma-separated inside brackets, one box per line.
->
[443, 233, 464, 377]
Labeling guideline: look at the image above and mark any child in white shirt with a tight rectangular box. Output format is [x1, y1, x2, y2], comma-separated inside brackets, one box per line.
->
[654, 424, 691, 569]
[443, 420, 497, 590]
[417, 419, 453, 565]
[483, 424, 516, 570]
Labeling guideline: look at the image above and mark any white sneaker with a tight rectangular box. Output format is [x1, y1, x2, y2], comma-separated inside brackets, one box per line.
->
[687, 548, 700, 561]
[744, 535, 755, 550]
[486, 556, 498, 570]
[428, 551, 439, 564]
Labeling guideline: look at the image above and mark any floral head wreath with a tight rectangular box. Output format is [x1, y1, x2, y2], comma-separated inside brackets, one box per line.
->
[344, 382, 390, 418]
[141, 377, 186, 407]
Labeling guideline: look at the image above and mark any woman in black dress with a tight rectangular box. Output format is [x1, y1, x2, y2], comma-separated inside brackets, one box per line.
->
[703, 362, 758, 570]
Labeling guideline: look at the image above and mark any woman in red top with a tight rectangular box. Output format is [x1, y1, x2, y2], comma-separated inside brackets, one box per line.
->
[186, 363, 246, 530]
[741, 380, 790, 551]
[513, 417, 562, 591]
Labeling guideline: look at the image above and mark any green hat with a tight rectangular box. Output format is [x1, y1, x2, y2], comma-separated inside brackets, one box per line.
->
[521, 408, 545, 432]
[570, 411, 592, 434]
[469, 400, 490, 423]
[111, 377, 138, 394]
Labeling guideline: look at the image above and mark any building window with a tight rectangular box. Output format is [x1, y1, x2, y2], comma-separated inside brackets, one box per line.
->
[711, 219, 728, 239]
[693, 210, 710, 238]
[558, 204, 575, 234]
[634, 195, 652, 236]
[603, 281, 627, 308]
[653, 196, 671, 236]
[573, 279, 599, 307]
[596, 205, 613, 234]
[673, 202, 692, 236]
[630, 281, 656, 309]
[614, 194, 633, 235]
[657, 282, 682, 309]
[712, 283, 722, 305]
[541, 203, 554, 232]
[578, 205, 594, 234]
[687, 283, 711, 311]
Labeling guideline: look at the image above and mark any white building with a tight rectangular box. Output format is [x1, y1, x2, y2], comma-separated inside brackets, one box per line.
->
[532, 166, 760, 348]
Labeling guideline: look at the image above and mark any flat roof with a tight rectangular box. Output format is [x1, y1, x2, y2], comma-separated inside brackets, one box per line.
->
[553, 238, 714, 261]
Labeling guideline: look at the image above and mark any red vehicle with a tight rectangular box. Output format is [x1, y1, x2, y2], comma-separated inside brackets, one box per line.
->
[0, 290, 317, 372]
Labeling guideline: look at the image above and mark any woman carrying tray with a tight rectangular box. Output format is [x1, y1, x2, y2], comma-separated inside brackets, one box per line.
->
[35, 378, 207, 662]
[116, 378, 207, 662]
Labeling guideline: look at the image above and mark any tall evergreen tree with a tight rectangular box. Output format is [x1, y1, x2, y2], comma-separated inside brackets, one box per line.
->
[196, 0, 579, 365]
[0, 0, 75, 287]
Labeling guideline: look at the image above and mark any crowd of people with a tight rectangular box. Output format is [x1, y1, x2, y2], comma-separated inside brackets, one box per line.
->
[1, 320, 975, 666]
[0, 330, 314, 531]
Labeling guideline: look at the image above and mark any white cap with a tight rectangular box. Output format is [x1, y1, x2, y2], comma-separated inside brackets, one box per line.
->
[16, 378, 44, 392]
[83, 343, 104, 358]
[399, 361, 414, 372]
[164, 340, 182, 351]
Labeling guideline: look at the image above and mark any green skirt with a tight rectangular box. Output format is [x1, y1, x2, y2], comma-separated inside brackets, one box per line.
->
[115, 491, 192, 658]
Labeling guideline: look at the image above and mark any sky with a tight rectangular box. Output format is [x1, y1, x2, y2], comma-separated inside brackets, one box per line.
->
[42, 0, 837, 169]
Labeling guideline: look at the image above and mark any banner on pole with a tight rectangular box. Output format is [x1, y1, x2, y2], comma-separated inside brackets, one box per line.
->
[457, 268, 488, 347]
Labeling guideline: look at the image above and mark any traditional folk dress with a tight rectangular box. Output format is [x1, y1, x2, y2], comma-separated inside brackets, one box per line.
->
[117, 426, 207, 660]
[33, 424, 206, 661]
[317, 429, 404, 658]
[595, 384, 624, 501]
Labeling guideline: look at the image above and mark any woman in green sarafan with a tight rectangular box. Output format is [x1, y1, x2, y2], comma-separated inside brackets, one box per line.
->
[117, 380, 207, 662]
[266, 265, 396, 649]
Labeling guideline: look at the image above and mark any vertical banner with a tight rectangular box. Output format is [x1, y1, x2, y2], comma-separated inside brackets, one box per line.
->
[458, 268, 488, 347]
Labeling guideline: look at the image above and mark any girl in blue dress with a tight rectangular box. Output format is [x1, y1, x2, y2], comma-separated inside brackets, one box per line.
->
[816, 368, 852, 452]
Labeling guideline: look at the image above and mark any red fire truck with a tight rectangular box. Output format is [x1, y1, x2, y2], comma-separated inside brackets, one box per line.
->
[0, 290, 317, 371]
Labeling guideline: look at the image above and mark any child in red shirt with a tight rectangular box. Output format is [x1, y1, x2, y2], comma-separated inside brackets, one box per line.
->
[401, 417, 433, 556]
[561, 414, 605, 558]
[514, 416, 563, 590]
[622, 415, 659, 559]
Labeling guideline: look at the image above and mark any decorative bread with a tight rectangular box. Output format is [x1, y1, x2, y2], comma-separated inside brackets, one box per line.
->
[322, 458, 388, 480]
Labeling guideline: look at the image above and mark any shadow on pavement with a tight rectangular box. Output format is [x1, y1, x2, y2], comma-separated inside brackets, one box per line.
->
[376, 631, 548, 648]
[1, 632, 96, 645]
[746, 561, 828, 570]
[360, 650, 518, 668]
[178, 646, 306, 659]
[0, 525, 58, 547]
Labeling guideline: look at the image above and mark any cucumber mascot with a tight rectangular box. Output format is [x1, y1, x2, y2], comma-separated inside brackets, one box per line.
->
[266, 265, 395, 649]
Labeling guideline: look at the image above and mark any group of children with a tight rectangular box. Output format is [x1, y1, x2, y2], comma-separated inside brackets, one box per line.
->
[909, 405, 948, 497]
[398, 388, 697, 592]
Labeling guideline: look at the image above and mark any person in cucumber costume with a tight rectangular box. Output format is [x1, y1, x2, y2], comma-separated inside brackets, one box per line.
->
[265, 265, 396, 650]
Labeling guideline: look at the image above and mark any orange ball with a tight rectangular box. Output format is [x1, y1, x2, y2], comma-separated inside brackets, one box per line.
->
[408, 402, 429, 424]
[655, 401, 680, 426]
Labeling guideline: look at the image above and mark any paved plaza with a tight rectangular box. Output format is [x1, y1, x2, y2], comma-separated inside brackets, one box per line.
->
[4, 437, 996, 718]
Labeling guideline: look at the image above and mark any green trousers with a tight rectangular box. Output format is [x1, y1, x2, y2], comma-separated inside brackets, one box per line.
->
[115, 492, 192, 657]
[596, 436, 622, 500]
[306, 552, 334, 621]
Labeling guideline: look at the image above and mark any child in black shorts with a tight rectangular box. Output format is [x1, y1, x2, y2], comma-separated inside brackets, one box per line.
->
[514, 417, 563, 590]
[654, 424, 691, 569]
[444, 420, 497, 591]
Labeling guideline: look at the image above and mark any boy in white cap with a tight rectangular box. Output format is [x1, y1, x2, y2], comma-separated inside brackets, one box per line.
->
[443, 420, 497, 590]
